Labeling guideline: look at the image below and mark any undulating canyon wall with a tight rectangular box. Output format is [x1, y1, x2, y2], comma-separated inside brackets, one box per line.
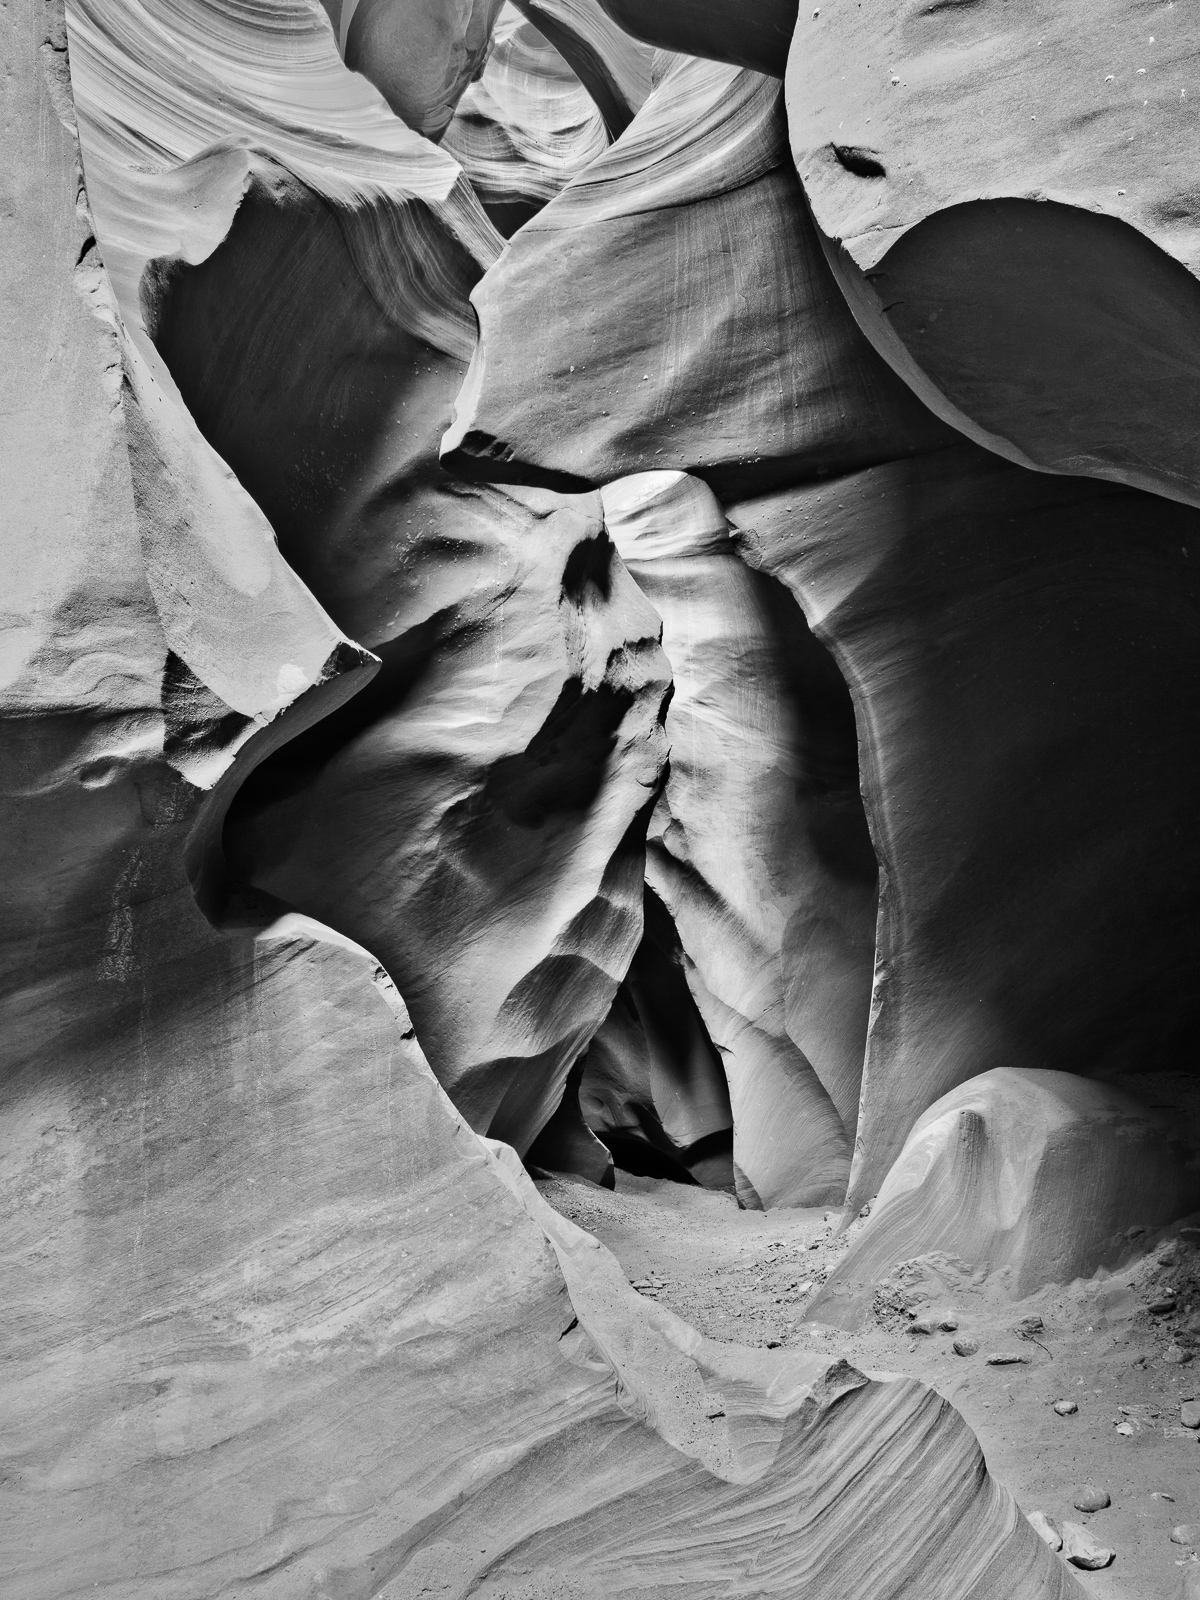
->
[4, 0, 1199, 1591]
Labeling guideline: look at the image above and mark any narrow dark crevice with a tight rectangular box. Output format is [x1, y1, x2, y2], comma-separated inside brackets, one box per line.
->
[531, 883, 735, 1193]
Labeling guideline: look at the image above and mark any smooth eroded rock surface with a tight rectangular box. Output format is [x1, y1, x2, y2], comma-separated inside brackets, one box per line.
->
[786, 0, 1200, 507]
[808, 1070, 1200, 1329]
[443, 52, 954, 497]
[603, 470, 877, 1206]
[731, 445, 1200, 1209]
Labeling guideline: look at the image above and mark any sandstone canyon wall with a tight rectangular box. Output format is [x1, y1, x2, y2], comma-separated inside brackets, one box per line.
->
[5, 0, 1199, 1591]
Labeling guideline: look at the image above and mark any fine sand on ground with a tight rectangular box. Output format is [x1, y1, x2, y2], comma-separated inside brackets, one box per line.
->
[536, 1171, 1200, 1600]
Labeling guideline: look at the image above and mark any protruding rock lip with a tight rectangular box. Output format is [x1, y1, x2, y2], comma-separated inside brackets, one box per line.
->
[441, 428, 595, 494]
[596, 0, 799, 78]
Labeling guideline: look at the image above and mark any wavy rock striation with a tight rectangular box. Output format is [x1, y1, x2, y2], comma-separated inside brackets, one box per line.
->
[442, 53, 955, 497]
[730, 444, 1200, 1214]
[603, 471, 877, 1207]
[69, 0, 502, 367]
[808, 1069, 1200, 1330]
[443, 8, 610, 236]
[786, 0, 1200, 507]
[511, 0, 662, 138]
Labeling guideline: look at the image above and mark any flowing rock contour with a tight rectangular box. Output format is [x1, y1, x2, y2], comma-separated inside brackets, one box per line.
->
[808, 1069, 1200, 1329]
[603, 471, 877, 1207]
[730, 444, 1200, 1211]
[442, 52, 954, 496]
[3, 6, 1082, 1594]
[786, 0, 1200, 506]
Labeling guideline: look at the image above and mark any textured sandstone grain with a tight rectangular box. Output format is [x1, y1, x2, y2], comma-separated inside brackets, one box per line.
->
[443, 11, 609, 236]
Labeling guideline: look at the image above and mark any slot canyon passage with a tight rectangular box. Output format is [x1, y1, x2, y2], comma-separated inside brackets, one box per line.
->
[10, 0, 1200, 1597]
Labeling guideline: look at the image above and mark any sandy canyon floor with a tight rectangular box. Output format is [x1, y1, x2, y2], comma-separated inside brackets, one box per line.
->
[536, 1172, 1200, 1599]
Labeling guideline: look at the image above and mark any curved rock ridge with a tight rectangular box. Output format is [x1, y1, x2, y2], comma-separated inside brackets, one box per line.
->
[730, 445, 1200, 1214]
[130, 138, 672, 1158]
[512, 0, 663, 138]
[442, 53, 955, 496]
[320, 0, 504, 142]
[68, 0, 502, 363]
[226, 488, 671, 1155]
[808, 1069, 1200, 1331]
[786, 0, 1200, 508]
[443, 7, 609, 237]
[603, 472, 877, 1207]
[597, 0, 799, 78]
[3, 0, 374, 1063]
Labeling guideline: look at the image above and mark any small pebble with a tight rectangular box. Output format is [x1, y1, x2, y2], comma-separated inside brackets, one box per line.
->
[1170, 1525, 1199, 1546]
[1053, 1399, 1078, 1416]
[911, 1316, 936, 1335]
[939, 1314, 959, 1332]
[1149, 1293, 1178, 1314]
[1027, 1511, 1062, 1551]
[1181, 1399, 1200, 1429]
[1165, 1344, 1194, 1365]
[1017, 1315, 1045, 1336]
[986, 1352, 1028, 1366]
[1061, 1522, 1115, 1570]
[1073, 1485, 1111, 1512]
[953, 1336, 980, 1357]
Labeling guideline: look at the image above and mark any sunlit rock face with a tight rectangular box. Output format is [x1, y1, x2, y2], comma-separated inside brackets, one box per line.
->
[442, 11, 610, 236]
[786, 0, 1200, 508]
[602, 471, 876, 1208]
[442, 52, 955, 496]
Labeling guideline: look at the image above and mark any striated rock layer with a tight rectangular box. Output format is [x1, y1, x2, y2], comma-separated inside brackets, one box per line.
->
[443, 8, 609, 237]
[730, 444, 1200, 1212]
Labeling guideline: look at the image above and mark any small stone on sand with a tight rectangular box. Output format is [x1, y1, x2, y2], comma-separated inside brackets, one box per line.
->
[1180, 1399, 1200, 1428]
[1053, 1399, 1078, 1416]
[1170, 1525, 1199, 1546]
[986, 1352, 1028, 1365]
[1072, 1485, 1110, 1512]
[1060, 1522, 1115, 1569]
[953, 1336, 979, 1357]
